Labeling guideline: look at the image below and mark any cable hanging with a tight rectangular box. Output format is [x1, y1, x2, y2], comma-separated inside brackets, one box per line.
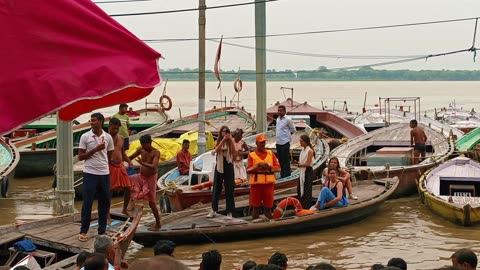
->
[110, 0, 280, 17]
[95, 0, 151, 3]
[470, 19, 478, 62]
[142, 16, 480, 42]
[158, 47, 475, 75]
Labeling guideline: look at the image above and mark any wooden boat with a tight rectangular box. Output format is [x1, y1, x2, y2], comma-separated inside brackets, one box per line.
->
[0, 138, 20, 198]
[134, 177, 399, 245]
[13, 122, 91, 178]
[456, 127, 480, 153]
[418, 157, 480, 226]
[267, 98, 366, 142]
[0, 206, 142, 269]
[432, 104, 480, 133]
[21, 106, 168, 134]
[73, 106, 256, 198]
[157, 125, 329, 212]
[353, 107, 413, 132]
[333, 122, 457, 198]
[13, 107, 169, 178]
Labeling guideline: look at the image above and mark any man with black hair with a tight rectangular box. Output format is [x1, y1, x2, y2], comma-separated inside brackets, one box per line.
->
[410, 119, 427, 164]
[108, 117, 133, 216]
[153, 240, 176, 257]
[268, 252, 288, 270]
[78, 112, 114, 242]
[199, 250, 222, 270]
[275, 105, 296, 178]
[112, 103, 130, 151]
[306, 263, 336, 270]
[387, 257, 407, 270]
[252, 265, 282, 270]
[75, 251, 91, 270]
[128, 134, 161, 230]
[242, 261, 257, 270]
[84, 253, 108, 270]
[451, 248, 477, 270]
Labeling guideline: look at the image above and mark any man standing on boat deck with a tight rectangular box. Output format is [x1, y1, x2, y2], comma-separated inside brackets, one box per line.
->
[410, 119, 427, 164]
[78, 112, 114, 242]
[247, 134, 281, 220]
[112, 103, 130, 151]
[108, 117, 133, 216]
[275, 105, 296, 178]
[128, 134, 161, 231]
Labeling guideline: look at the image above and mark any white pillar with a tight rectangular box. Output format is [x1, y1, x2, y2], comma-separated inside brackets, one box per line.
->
[55, 116, 75, 214]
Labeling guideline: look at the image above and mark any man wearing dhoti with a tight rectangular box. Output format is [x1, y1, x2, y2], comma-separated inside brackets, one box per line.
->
[108, 118, 133, 215]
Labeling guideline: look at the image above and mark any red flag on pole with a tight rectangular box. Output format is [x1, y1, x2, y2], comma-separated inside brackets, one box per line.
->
[0, 0, 162, 135]
[214, 36, 223, 82]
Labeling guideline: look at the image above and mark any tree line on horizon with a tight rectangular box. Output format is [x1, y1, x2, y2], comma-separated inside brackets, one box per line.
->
[161, 66, 480, 81]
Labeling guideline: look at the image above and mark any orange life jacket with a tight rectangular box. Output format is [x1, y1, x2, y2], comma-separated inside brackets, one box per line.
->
[249, 150, 276, 185]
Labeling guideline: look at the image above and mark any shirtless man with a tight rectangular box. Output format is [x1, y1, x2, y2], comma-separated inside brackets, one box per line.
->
[108, 118, 133, 215]
[410, 119, 427, 164]
[128, 134, 161, 230]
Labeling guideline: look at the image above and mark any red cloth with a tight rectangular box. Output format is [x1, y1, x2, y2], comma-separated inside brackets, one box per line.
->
[249, 183, 275, 208]
[129, 173, 157, 203]
[109, 163, 131, 190]
[176, 150, 192, 175]
[0, 0, 161, 135]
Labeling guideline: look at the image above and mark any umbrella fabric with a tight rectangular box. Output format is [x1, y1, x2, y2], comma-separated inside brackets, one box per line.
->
[0, 0, 162, 135]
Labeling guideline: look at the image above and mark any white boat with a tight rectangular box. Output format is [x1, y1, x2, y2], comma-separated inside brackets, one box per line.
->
[418, 157, 480, 226]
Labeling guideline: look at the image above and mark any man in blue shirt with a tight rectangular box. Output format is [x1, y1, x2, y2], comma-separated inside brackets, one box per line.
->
[275, 105, 296, 178]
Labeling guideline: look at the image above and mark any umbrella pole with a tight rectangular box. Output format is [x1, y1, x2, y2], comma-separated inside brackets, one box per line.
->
[55, 116, 75, 214]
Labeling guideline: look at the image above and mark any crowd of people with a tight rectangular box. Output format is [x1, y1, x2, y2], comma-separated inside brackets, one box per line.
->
[77, 103, 164, 243]
[75, 102, 363, 240]
[61, 237, 476, 270]
[56, 103, 454, 270]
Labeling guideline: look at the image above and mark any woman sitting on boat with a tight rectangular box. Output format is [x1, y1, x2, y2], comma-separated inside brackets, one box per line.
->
[311, 167, 348, 210]
[322, 157, 358, 200]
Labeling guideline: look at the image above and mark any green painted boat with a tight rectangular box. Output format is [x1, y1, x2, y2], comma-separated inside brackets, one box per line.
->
[0, 138, 19, 197]
[456, 127, 480, 152]
[22, 106, 168, 134]
[13, 107, 169, 178]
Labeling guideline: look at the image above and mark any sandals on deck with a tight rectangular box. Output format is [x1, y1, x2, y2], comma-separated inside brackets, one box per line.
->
[78, 234, 88, 242]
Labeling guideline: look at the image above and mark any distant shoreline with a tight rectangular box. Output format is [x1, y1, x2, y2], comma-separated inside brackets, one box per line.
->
[161, 67, 480, 81]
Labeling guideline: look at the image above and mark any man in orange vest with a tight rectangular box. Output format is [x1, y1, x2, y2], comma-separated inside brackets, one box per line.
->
[247, 134, 281, 220]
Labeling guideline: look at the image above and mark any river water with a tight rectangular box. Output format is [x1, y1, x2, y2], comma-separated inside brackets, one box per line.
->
[2, 82, 480, 269]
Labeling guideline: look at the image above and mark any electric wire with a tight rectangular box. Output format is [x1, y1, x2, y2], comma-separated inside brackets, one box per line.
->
[158, 47, 476, 75]
[95, 0, 151, 3]
[110, 0, 280, 17]
[142, 16, 480, 41]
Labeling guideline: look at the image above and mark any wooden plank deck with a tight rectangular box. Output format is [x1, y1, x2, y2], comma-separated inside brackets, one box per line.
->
[335, 123, 452, 168]
[18, 218, 129, 254]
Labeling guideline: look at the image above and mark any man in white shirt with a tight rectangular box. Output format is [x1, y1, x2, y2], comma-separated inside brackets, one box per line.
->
[275, 105, 296, 178]
[78, 112, 114, 242]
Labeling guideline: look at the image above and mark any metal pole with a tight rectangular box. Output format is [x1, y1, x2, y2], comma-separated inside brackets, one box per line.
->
[198, 0, 207, 154]
[255, 0, 267, 132]
[55, 117, 75, 214]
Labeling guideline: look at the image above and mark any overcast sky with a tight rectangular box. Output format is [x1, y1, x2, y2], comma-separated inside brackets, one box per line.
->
[101, 0, 480, 71]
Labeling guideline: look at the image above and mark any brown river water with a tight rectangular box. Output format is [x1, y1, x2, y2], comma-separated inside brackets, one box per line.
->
[2, 82, 480, 269]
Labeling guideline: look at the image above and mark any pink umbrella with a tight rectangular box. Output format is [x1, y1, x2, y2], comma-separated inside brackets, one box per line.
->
[0, 0, 162, 135]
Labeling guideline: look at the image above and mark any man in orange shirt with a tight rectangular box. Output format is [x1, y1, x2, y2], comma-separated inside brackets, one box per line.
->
[247, 134, 281, 220]
[177, 140, 192, 176]
[176, 139, 202, 185]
